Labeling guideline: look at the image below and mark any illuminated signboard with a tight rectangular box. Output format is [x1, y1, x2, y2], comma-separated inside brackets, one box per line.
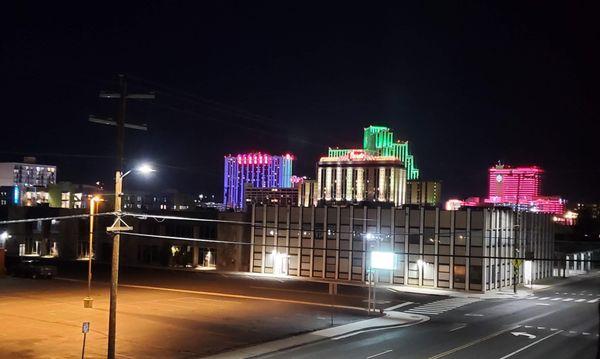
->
[370, 251, 395, 270]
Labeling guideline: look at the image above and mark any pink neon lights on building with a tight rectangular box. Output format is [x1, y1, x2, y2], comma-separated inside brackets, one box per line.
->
[236, 153, 272, 165]
[483, 165, 565, 215]
[487, 166, 542, 204]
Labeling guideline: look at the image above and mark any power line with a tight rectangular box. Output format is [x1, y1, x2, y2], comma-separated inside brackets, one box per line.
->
[0, 212, 115, 225]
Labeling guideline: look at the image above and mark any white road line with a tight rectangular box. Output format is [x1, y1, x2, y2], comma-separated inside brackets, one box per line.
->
[406, 310, 442, 315]
[366, 349, 393, 359]
[575, 299, 586, 303]
[550, 328, 558, 331]
[569, 331, 577, 334]
[524, 297, 538, 300]
[588, 298, 599, 303]
[550, 298, 562, 301]
[385, 302, 413, 311]
[428, 325, 521, 359]
[449, 324, 467, 332]
[537, 327, 545, 330]
[561, 298, 574, 302]
[538, 297, 550, 300]
[498, 330, 564, 359]
[464, 313, 484, 317]
[582, 332, 590, 336]
[535, 303, 550, 306]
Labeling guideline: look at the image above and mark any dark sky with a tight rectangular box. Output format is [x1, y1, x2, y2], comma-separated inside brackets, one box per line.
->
[2, 2, 599, 203]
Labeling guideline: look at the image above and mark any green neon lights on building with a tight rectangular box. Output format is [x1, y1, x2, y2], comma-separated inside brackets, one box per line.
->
[327, 125, 420, 180]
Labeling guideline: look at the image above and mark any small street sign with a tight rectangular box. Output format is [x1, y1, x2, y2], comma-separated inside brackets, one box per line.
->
[82, 322, 90, 334]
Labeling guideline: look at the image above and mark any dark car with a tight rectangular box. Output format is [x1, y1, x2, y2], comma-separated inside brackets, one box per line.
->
[12, 260, 57, 279]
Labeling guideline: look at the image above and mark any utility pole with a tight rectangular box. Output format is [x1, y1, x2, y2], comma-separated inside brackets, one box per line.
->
[92, 74, 154, 359]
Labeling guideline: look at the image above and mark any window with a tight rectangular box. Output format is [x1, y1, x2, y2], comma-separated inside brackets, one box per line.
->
[453, 265, 466, 283]
[469, 265, 482, 285]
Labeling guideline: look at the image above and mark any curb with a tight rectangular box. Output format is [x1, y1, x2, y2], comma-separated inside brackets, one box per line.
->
[205, 312, 428, 359]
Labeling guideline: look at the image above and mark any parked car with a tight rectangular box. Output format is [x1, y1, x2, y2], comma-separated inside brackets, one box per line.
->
[12, 260, 57, 279]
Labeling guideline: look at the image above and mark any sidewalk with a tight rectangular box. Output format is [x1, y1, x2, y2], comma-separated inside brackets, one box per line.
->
[205, 311, 428, 359]
[387, 275, 577, 300]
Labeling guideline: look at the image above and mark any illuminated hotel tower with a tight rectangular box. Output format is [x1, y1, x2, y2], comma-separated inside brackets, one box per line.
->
[316, 149, 407, 206]
[223, 152, 293, 210]
[328, 125, 419, 180]
[487, 165, 542, 203]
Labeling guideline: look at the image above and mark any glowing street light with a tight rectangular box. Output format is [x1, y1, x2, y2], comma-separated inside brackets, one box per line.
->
[136, 163, 156, 175]
[84, 195, 102, 309]
[107, 163, 156, 358]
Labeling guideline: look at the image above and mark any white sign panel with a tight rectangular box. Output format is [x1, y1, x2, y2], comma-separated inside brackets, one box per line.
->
[371, 251, 395, 270]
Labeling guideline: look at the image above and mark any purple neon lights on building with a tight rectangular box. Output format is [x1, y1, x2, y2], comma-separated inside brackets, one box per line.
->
[223, 152, 294, 210]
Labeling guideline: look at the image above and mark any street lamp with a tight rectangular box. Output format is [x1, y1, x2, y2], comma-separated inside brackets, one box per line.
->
[83, 195, 102, 309]
[0, 231, 10, 276]
[107, 163, 155, 359]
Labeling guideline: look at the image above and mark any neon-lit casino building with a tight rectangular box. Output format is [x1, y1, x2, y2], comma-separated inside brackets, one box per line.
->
[446, 164, 566, 215]
[223, 152, 294, 210]
[485, 164, 565, 214]
[316, 126, 419, 206]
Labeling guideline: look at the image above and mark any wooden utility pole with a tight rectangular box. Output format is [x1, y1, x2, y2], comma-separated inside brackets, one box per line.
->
[92, 74, 154, 359]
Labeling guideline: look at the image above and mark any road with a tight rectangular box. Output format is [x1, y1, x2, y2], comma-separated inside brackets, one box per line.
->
[262, 272, 600, 359]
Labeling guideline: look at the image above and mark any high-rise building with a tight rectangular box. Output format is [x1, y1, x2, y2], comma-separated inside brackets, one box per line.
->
[483, 164, 565, 214]
[487, 165, 542, 203]
[316, 149, 406, 206]
[223, 152, 294, 210]
[329, 125, 420, 180]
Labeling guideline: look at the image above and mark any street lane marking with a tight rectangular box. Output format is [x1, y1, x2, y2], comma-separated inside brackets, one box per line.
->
[561, 298, 574, 302]
[428, 324, 521, 359]
[331, 317, 430, 341]
[550, 298, 562, 301]
[385, 302, 413, 311]
[511, 332, 536, 339]
[538, 297, 550, 300]
[366, 349, 393, 359]
[534, 303, 550, 306]
[449, 324, 467, 332]
[524, 296, 537, 300]
[498, 330, 564, 359]
[575, 299, 586, 302]
[464, 313, 484, 317]
[588, 298, 599, 303]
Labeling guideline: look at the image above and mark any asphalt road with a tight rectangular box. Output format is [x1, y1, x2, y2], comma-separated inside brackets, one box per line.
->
[261, 272, 600, 359]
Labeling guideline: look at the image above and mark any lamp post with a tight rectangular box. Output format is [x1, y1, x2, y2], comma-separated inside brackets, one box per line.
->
[107, 164, 155, 359]
[0, 231, 10, 276]
[84, 196, 102, 309]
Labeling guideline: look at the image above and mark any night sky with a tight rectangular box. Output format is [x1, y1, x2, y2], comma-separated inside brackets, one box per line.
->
[3, 2, 599, 203]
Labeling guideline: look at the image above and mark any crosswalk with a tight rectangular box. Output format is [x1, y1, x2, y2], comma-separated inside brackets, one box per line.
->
[525, 295, 599, 304]
[404, 297, 480, 316]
